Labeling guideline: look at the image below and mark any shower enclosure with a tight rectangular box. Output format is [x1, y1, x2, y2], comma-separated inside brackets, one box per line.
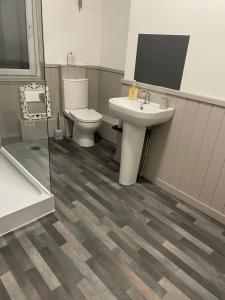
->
[0, 0, 54, 236]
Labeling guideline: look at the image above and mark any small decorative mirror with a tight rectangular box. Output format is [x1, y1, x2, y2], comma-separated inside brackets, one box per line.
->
[20, 83, 52, 120]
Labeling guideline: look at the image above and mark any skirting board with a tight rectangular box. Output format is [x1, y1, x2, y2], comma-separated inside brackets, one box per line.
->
[144, 171, 225, 226]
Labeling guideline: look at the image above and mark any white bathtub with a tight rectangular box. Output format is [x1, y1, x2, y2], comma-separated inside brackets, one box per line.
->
[0, 146, 54, 236]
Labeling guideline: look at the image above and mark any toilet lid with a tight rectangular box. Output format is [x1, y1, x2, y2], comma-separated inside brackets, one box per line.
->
[70, 109, 102, 123]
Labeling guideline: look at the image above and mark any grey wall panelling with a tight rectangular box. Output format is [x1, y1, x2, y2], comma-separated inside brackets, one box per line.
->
[0, 82, 32, 139]
[121, 81, 225, 225]
[87, 68, 99, 111]
[97, 70, 124, 116]
[0, 66, 64, 139]
[45, 66, 62, 118]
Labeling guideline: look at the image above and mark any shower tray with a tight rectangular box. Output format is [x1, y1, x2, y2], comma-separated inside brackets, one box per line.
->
[0, 146, 54, 236]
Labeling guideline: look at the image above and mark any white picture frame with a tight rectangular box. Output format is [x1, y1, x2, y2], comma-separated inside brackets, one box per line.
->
[20, 83, 52, 120]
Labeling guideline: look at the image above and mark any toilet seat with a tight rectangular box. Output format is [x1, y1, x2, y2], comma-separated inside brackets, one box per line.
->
[69, 109, 102, 123]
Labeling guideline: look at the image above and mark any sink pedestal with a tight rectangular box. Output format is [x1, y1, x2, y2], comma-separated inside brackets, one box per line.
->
[119, 122, 146, 185]
[109, 97, 175, 185]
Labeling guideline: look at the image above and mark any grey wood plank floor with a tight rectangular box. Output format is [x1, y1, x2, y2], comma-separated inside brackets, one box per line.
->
[1, 137, 225, 300]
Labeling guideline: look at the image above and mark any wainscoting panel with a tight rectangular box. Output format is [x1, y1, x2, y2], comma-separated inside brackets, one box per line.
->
[188, 106, 225, 201]
[0, 66, 62, 140]
[87, 68, 99, 111]
[178, 103, 212, 193]
[157, 98, 187, 182]
[0, 83, 24, 138]
[216, 163, 225, 213]
[121, 81, 225, 224]
[45, 66, 62, 117]
[98, 70, 124, 116]
[200, 113, 225, 210]
[168, 100, 199, 187]
[144, 96, 225, 219]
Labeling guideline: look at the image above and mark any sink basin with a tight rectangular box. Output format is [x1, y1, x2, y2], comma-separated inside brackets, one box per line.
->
[109, 97, 174, 127]
[109, 97, 175, 185]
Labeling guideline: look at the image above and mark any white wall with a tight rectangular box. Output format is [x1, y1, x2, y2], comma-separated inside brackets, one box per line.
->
[125, 0, 225, 100]
[42, 0, 131, 71]
[42, 0, 101, 65]
[100, 0, 131, 71]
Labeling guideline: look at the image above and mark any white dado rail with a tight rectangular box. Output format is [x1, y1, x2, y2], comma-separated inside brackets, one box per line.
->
[121, 79, 225, 225]
[122, 79, 225, 108]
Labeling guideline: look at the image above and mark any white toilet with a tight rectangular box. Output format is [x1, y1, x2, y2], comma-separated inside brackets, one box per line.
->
[63, 78, 102, 147]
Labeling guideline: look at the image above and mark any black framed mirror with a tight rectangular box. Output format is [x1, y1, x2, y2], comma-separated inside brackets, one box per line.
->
[134, 34, 190, 90]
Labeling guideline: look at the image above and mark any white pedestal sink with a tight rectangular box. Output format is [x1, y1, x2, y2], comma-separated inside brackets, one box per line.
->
[109, 97, 175, 185]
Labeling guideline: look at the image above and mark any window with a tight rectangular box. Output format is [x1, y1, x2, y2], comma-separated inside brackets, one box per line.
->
[0, 0, 42, 79]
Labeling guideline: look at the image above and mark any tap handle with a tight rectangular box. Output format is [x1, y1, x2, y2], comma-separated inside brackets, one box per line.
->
[139, 90, 151, 102]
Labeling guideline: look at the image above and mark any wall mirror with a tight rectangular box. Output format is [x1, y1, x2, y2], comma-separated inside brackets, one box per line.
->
[20, 83, 51, 120]
[134, 34, 190, 90]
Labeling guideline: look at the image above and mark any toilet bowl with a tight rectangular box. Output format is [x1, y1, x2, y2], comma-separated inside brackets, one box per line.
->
[63, 79, 103, 147]
[68, 108, 102, 147]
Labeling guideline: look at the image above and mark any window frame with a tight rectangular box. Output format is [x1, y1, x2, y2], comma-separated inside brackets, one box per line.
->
[0, 0, 42, 79]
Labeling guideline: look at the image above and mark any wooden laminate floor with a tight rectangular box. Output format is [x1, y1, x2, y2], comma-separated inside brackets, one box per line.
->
[1, 138, 225, 300]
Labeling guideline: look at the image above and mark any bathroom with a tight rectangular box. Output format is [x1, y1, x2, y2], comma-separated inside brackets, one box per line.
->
[1, 0, 225, 299]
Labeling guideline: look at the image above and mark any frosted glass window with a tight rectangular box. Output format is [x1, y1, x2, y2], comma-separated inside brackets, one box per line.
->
[0, 0, 42, 79]
[0, 0, 29, 69]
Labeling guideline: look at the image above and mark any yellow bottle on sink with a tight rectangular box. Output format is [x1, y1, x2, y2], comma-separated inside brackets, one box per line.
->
[128, 80, 139, 100]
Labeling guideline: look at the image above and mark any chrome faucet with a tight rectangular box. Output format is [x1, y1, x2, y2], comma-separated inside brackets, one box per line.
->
[139, 90, 151, 110]
[139, 90, 151, 104]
